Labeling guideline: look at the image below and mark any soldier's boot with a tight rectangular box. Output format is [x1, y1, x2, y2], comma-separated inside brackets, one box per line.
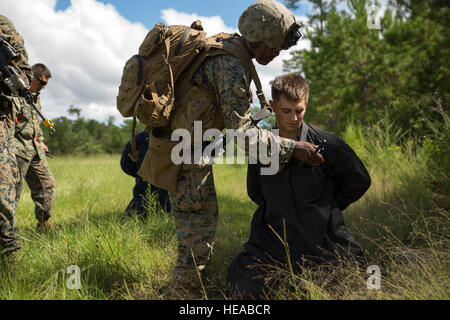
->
[166, 282, 203, 300]
[165, 266, 207, 300]
[36, 219, 53, 234]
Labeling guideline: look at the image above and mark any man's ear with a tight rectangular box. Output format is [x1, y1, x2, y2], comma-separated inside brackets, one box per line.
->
[269, 100, 275, 109]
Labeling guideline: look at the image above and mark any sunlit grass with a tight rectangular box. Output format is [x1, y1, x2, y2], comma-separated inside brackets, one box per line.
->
[2, 122, 448, 300]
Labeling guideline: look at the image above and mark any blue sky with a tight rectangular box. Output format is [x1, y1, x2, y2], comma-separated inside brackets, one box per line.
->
[55, 0, 311, 29]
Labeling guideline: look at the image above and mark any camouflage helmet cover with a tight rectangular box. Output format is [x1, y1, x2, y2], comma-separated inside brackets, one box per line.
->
[238, 0, 296, 50]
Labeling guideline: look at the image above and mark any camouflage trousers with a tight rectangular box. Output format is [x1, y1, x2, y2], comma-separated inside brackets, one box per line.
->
[168, 163, 218, 287]
[16, 154, 55, 223]
[0, 118, 21, 255]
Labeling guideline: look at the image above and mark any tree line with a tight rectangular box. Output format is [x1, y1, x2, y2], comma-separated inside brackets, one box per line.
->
[42, 105, 145, 155]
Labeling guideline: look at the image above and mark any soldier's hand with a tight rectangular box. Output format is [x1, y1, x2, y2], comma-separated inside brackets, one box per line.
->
[293, 141, 324, 166]
[40, 141, 49, 153]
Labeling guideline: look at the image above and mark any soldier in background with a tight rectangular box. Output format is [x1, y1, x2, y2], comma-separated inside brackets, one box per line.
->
[14, 63, 56, 233]
[0, 15, 33, 267]
[120, 130, 171, 218]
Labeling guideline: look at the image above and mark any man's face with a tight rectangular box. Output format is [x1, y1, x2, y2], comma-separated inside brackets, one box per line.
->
[270, 94, 307, 136]
[251, 42, 280, 65]
[30, 74, 49, 93]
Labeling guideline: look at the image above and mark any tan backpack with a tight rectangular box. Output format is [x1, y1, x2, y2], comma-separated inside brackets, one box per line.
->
[117, 21, 208, 123]
[116, 21, 207, 160]
[117, 20, 270, 186]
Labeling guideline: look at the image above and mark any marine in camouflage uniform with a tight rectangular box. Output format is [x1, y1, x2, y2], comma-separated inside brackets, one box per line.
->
[14, 63, 55, 232]
[0, 15, 33, 261]
[0, 103, 20, 257]
[164, 0, 324, 296]
[15, 93, 56, 231]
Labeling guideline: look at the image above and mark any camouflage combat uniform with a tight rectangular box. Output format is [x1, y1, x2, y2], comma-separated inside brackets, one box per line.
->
[0, 104, 20, 255]
[0, 15, 32, 256]
[168, 53, 296, 288]
[14, 96, 55, 224]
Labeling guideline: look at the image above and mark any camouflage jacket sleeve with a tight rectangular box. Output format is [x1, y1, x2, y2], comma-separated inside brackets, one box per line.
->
[13, 96, 46, 160]
[0, 15, 32, 84]
[194, 54, 295, 167]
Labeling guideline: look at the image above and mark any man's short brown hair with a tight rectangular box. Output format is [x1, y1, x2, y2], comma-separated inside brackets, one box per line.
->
[271, 73, 309, 102]
[31, 63, 51, 79]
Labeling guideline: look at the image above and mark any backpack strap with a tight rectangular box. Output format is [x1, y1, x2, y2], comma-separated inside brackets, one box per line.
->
[174, 27, 191, 56]
[215, 37, 273, 125]
[14, 120, 28, 135]
[134, 55, 144, 86]
[221, 37, 269, 110]
[164, 35, 175, 93]
[127, 55, 144, 163]
[128, 116, 139, 162]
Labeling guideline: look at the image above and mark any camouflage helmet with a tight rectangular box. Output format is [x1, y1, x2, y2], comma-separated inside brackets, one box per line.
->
[238, 0, 301, 50]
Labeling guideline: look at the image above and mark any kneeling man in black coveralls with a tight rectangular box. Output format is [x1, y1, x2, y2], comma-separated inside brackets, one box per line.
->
[227, 73, 371, 299]
[120, 130, 171, 218]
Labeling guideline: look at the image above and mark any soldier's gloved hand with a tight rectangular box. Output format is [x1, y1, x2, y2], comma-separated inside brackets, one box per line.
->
[293, 141, 324, 166]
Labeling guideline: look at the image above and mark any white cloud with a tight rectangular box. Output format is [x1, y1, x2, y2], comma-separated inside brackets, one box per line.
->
[0, 0, 148, 121]
[161, 8, 237, 36]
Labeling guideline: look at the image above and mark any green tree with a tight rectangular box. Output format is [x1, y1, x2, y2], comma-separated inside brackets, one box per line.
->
[67, 105, 81, 118]
[285, 0, 334, 34]
[283, 0, 449, 137]
[42, 115, 143, 155]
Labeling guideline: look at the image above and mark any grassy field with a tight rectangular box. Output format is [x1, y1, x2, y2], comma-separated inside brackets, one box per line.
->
[1, 155, 258, 299]
[1, 124, 448, 300]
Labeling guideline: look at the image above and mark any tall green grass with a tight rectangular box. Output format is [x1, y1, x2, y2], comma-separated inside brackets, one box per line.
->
[1, 119, 448, 299]
[1, 155, 176, 299]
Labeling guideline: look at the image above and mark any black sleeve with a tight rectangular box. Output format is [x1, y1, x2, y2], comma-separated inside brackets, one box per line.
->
[136, 131, 150, 170]
[247, 163, 265, 206]
[327, 141, 371, 210]
[120, 141, 138, 177]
